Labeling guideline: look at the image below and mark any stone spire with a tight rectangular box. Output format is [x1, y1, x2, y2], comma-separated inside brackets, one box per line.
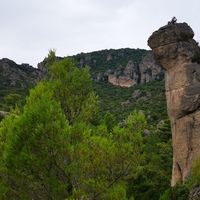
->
[148, 21, 200, 186]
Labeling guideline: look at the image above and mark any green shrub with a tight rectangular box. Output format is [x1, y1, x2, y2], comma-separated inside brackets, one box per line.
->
[191, 157, 200, 185]
[159, 183, 189, 200]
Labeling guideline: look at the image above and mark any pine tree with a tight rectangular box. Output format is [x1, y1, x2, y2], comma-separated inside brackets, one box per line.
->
[0, 51, 146, 199]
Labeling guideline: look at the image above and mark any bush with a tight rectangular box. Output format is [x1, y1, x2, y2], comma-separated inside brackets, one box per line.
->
[159, 183, 189, 200]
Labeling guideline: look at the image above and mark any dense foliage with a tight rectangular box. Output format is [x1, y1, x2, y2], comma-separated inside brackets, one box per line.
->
[0, 52, 157, 199]
[0, 50, 175, 199]
[93, 80, 167, 125]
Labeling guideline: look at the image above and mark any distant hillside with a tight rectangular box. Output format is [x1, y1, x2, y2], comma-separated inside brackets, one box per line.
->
[71, 48, 164, 87]
[0, 58, 45, 108]
[0, 48, 174, 200]
[72, 49, 166, 124]
[0, 48, 167, 124]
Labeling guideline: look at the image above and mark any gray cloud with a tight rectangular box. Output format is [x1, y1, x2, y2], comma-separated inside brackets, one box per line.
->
[1, 0, 200, 67]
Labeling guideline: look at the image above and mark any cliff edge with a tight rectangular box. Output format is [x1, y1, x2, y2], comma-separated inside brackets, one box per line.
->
[148, 21, 200, 186]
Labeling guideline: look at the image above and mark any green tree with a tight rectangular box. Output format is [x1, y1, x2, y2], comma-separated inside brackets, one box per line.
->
[68, 111, 145, 199]
[1, 85, 72, 199]
[0, 53, 98, 199]
[46, 48, 57, 69]
[101, 111, 116, 132]
[0, 52, 147, 199]
[3, 93, 23, 111]
[127, 118, 172, 200]
[49, 56, 98, 124]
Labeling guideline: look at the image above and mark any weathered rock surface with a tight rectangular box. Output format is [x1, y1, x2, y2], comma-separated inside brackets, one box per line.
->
[148, 22, 200, 186]
[69, 48, 164, 87]
[190, 185, 200, 199]
[0, 58, 45, 89]
[108, 53, 163, 87]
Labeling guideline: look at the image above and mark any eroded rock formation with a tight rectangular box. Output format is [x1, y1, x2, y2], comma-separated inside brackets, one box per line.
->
[0, 58, 45, 89]
[107, 53, 163, 87]
[148, 22, 200, 186]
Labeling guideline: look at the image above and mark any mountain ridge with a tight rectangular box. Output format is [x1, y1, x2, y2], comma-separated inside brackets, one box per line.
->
[0, 48, 166, 123]
[0, 48, 164, 90]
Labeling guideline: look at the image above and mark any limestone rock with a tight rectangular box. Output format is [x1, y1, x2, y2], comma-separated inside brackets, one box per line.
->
[143, 129, 151, 136]
[148, 22, 200, 186]
[107, 53, 163, 87]
[139, 53, 162, 84]
[106, 54, 112, 61]
[37, 60, 47, 73]
[0, 58, 45, 89]
[157, 120, 165, 129]
[190, 185, 200, 199]
[0, 110, 9, 116]
[131, 89, 142, 99]
[108, 61, 139, 87]
[74, 49, 163, 87]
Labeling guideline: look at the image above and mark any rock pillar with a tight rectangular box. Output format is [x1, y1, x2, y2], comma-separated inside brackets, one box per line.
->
[148, 22, 200, 186]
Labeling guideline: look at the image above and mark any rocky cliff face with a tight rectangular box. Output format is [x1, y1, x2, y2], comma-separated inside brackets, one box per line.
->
[0, 58, 45, 89]
[0, 49, 163, 92]
[73, 48, 164, 87]
[148, 22, 200, 186]
[107, 53, 163, 87]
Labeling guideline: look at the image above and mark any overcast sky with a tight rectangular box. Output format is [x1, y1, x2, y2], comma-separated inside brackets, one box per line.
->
[1, 0, 200, 67]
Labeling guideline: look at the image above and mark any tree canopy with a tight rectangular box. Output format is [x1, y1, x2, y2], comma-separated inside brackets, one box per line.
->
[0, 51, 153, 199]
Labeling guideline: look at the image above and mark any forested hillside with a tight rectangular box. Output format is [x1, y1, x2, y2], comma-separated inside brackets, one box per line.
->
[0, 49, 177, 199]
[71, 48, 166, 124]
[72, 48, 163, 87]
[0, 48, 165, 125]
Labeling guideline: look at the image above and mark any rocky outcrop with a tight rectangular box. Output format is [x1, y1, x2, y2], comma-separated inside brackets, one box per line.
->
[190, 185, 200, 199]
[108, 53, 163, 87]
[108, 61, 139, 87]
[0, 110, 9, 116]
[74, 49, 164, 87]
[0, 58, 45, 89]
[148, 22, 200, 186]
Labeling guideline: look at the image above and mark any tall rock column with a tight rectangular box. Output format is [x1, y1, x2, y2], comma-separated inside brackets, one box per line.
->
[148, 22, 200, 186]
